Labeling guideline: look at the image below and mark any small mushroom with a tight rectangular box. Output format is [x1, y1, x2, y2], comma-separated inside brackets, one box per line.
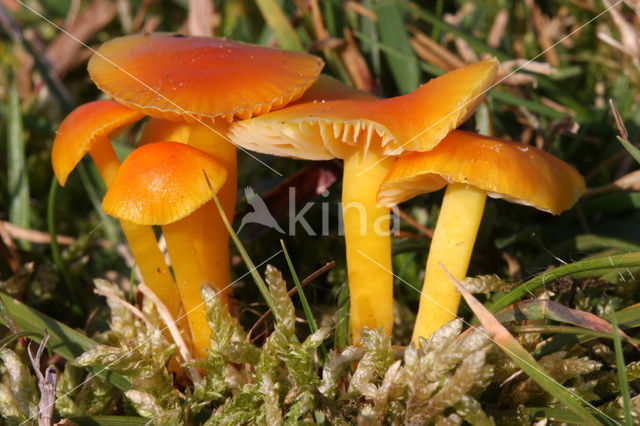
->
[88, 33, 325, 302]
[51, 100, 180, 317]
[228, 60, 498, 344]
[102, 141, 227, 357]
[377, 130, 586, 343]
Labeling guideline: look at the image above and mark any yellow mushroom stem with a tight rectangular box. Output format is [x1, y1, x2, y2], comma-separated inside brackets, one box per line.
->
[140, 119, 236, 306]
[342, 147, 395, 344]
[161, 217, 210, 358]
[88, 138, 180, 318]
[186, 122, 236, 306]
[411, 183, 486, 344]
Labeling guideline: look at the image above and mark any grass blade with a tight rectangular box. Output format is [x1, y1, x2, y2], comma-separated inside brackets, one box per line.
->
[0, 330, 40, 348]
[280, 239, 328, 363]
[494, 299, 636, 347]
[376, 2, 420, 94]
[446, 266, 608, 425]
[334, 281, 350, 350]
[488, 251, 640, 314]
[0, 292, 131, 391]
[205, 174, 276, 314]
[254, 0, 302, 51]
[514, 324, 640, 345]
[610, 98, 640, 165]
[536, 303, 640, 358]
[77, 163, 119, 243]
[6, 68, 30, 250]
[68, 416, 148, 426]
[611, 312, 633, 426]
[617, 136, 640, 165]
[47, 178, 81, 315]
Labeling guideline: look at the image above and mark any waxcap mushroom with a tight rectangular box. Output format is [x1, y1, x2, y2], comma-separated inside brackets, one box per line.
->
[227, 60, 498, 345]
[228, 58, 498, 159]
[377, 129, 586, 344]
[88, 33, 325, 123]
[52, 100, 144, 186]
[102, 141, 227, 225]
[377, 130, 586, 214]
[102, 141, 227, 358]
[52, 100, 182, 323]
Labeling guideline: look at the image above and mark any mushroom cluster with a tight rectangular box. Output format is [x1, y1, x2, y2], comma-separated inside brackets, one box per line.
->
[227, 59, 499, 344]
[52, 33, 324, 357]
[53, 32, 586, 359]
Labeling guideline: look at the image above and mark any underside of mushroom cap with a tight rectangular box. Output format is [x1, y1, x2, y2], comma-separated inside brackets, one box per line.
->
[377, 130, 586, 215]
[52, 100, 144, 186]
[228, 58, 498, 160]
[88, 33, 325, 124]
[102, 141, 227, 225]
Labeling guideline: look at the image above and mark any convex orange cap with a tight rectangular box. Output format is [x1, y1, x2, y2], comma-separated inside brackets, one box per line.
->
[102, 142, 227, 225]
[228, 58, 498, 158]
[377, 130, 586, 214]
[52, 100, 144, 186]
[88, 33, 325, 123]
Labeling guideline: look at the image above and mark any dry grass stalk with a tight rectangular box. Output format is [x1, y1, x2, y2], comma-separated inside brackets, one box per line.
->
[340, 28, 374, 91]
[409, 27, 465, 70]
[525, 0, 560, 66]
[46, 0, 117, 78]
[187, 0, 214, 37]
[454, 37, 479, 63]
[487, 8, 508, 48]
[138, 283, 200, 382]
[345, 1, 377, 21]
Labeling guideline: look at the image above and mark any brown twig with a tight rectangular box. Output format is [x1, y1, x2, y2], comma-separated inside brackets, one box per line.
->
[46, 0, 117, 78]
[397, 208, 434, 239]
[340, 27, 374, 91]
[0, 219, 20, 273]
[28, 331, 56, 426]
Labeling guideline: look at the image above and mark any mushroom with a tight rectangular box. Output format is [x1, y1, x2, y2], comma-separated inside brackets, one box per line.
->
[377, 130, 586, 343]
[87, 32, 324, 301]
[228, 59, 498, 344]
[137, 119, 236, 304]
[102, 141, 227, 357]
[51, 100, 180, 317]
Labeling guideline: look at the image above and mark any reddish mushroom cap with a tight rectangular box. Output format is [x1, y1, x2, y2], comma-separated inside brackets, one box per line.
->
[51, 100, 144, 186]
[88, 33, 325, 123]
[228, 58, 498, 159]
[377, 130, 586, 215]
[102, 141, 227, 225]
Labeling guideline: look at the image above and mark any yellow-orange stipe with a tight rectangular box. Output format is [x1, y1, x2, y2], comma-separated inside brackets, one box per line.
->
[228, 62, 499, 345]
[52, 100, 143, 186]
[378, 130, 586, 344]
[140, 118, 236, 305]
[342, 147, 394, 343]
[228, 58, 498, 158]
[88, 33, 324, 123]
[103, 141, 227, 358]
[51, 100, 180, 320]
[228, 61, 499, 344]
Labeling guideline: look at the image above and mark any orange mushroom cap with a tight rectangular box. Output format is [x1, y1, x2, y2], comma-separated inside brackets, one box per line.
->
[102, 142, 227, 225]
[88, 33, 325, 123]
[377, 130, 586, 215]
[228, 58, 498, 159]
[52, 100, 144, 186]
